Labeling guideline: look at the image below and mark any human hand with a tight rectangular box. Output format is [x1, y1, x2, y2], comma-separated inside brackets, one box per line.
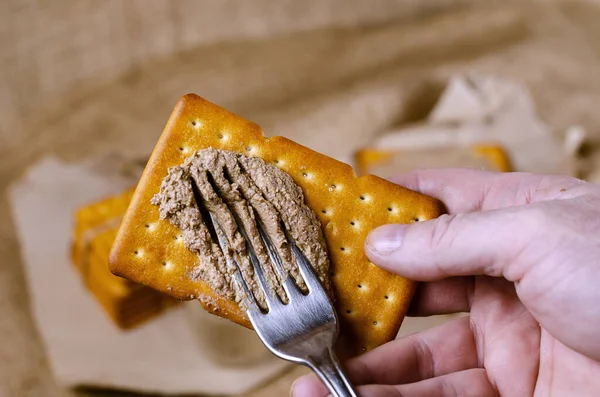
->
[292, 169, 600, 396]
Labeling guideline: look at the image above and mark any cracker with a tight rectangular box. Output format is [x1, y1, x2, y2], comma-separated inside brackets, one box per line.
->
[355, 144, 512, 176]
[72, 190, 178, 329]
[72, 189, 135, 268]
[109, 94, 445, 356]
[472, 145, 512, 172]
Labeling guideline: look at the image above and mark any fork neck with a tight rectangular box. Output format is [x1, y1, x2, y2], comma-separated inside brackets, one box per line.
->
[306, 347, 359, 397]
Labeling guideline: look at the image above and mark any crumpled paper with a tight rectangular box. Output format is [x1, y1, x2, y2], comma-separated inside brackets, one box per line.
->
[370, 74, 585, 175]
[8, 155, 288, 395]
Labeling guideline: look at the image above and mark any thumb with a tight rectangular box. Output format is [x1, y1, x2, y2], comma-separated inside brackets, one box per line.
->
[365, 207, 533, 281]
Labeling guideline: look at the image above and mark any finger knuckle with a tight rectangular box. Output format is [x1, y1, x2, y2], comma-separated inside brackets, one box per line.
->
[408, 334, 435, 380]
[426, 213, 460, 251]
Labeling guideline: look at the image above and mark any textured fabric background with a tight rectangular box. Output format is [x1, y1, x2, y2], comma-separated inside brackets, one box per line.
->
[2, 1, 600, 396]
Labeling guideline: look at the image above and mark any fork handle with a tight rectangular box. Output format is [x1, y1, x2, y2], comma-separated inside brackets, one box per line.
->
[308, 347, 359, 397]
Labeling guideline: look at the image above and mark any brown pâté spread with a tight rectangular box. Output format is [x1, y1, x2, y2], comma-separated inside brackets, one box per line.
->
[151, 148, 331, 309]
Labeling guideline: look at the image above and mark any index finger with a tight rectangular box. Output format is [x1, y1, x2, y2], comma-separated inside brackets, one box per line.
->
[388, 168, 582, 214]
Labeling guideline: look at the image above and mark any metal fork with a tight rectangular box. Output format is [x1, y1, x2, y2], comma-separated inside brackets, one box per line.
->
[208, 211, 358, 397]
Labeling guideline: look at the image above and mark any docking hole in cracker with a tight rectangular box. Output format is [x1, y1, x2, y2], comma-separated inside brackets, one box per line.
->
[109, 94, 444, 357]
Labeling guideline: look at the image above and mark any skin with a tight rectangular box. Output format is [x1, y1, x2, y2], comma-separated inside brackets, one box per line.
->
[292, 169, 600, 396]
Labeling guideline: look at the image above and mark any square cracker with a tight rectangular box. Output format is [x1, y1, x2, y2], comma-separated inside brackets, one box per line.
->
[109, 94, 445, 356]
[72, 189, 178, 329]
[355, 144, 512, 177]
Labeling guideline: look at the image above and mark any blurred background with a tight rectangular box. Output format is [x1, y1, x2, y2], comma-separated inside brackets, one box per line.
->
[2, 0, 600, 396]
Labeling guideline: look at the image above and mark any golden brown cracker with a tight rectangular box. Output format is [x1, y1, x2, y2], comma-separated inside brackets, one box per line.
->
[472, 145, 512, 172]
[72, 189, 135, 269]
[355, 149, 396, 176]
[72, 190, 178, 329]
[356, 144, 512, 176]
[109, 94, 445, 355]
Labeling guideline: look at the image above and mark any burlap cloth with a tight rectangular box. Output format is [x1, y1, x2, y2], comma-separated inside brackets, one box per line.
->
[2, 1, 600, 396]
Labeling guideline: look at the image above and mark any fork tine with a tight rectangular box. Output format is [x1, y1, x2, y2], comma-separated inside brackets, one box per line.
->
[254, 215, 303, 301]
[231, 270, 257, 310]
[289, 242, 322, 290]
[207, 213, 259, 311]
[282, 274, 304, 300]
[195, 173, 276, 311]
[193, 179, 260, 311]
[228, 210, 280, 310]
[254, 216, 285, 278]
[282, 226, 326, 296]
